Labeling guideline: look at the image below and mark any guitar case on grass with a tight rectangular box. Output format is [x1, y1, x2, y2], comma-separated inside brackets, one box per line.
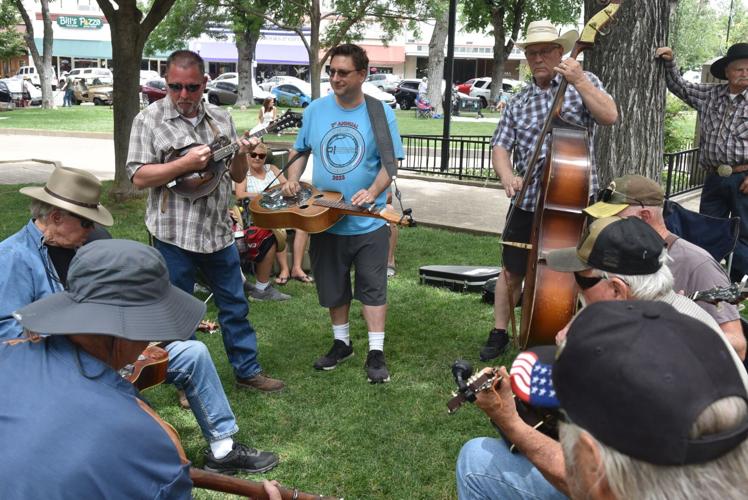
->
[419, 265, 501, 293]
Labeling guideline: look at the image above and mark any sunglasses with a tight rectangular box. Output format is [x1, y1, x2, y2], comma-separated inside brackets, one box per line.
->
[328, 68, 359, 78]
[597, 187, 645, 208]
[69, 212, 95, 229]
[167, 83, 202, 93]
[573, 272, 604, 291]
[249, 152, 267, 160]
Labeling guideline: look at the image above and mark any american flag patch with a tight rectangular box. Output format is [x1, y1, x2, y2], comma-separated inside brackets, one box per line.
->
[510, 346, 560, 409]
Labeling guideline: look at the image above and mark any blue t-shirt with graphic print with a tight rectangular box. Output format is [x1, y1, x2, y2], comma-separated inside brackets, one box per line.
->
[294, 94, 404, 235]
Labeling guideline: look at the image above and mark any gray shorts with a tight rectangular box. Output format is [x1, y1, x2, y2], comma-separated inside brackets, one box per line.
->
[309, 225, 389, 308]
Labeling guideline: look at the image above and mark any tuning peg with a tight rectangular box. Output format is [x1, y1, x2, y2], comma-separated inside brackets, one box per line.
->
[597, 24, 612, 36]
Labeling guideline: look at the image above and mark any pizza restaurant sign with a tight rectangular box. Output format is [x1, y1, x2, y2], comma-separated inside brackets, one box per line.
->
[57, 16, 103, 29]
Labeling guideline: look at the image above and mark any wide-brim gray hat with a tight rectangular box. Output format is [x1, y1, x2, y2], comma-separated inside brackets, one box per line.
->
[14, 239, 205, 342]
[19, 166, 113, 226]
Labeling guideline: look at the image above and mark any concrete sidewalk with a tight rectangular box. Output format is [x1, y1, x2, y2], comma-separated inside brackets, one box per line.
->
[0, 129, 700, 235]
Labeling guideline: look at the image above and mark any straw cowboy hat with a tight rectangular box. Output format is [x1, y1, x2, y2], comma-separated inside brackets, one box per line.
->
[19, 166, 113, 226]
[516, 20, 578, 54]
[710, 43, 748, 80]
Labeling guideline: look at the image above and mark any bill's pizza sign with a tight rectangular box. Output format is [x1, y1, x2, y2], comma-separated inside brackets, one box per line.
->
[57, 16, 103, 29]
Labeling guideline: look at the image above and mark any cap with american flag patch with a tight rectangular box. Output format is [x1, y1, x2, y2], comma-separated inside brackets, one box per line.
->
[510, 345, 561, 409]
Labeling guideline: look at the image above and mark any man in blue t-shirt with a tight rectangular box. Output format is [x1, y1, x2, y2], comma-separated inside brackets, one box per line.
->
[283, 43, 404, 383]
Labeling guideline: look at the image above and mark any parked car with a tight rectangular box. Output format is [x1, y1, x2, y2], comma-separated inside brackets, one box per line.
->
[394, 78, 420, 110]
[0, 80, 13, 110]
[16, 65, 57, 90]
[66, 67, 113, 84]
[140, 78, 167, 103]
[206, 78, 272, 105]
[362, 82, 397, 108]
[139, 70, 160, 86]
[260, 75, 306, 92]
[1, 78, 41, 107]
[272, 82, 312, 108]
[455, 78, 477, 95]
[72, 76, 113, 105]
[469, 77, 524, 108]
[365, 73, 400, 93]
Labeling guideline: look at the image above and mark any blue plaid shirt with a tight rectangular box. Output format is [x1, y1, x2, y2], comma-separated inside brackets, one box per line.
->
[492, 73, 609, 211]
[664, 60, 748, 170]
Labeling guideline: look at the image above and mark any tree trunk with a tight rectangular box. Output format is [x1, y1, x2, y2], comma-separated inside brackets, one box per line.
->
[13, 0, 54, 108]
[426, 7, 448, 115]
[236, 30, 258, 108]
[309, 0, 322, 99]
[489, 6, 506, 107]
[107, 7, 147, 200]
[583, 0, 671, 185]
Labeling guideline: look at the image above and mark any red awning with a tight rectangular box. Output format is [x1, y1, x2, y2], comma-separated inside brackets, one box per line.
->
[359, 45, 405, 64]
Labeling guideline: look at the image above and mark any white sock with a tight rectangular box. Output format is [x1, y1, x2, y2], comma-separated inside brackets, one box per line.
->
[255, 280, 269, 291]
[368, 332, 384, 352]
[210, 437, 234, 459]
[333, 323, 350, 346]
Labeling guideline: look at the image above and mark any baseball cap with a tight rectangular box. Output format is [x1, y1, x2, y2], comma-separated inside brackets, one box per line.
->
[510, 345, 560, 409]
[554, 300, 748, 465]
[585, 175, 665, 219]
[546, 216, 665, 274]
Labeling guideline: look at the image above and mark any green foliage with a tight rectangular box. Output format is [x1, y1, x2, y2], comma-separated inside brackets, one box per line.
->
[145, 0, 225, 55]
[663, 93, 696, 153]
[0, 0, 25, 60]
[460, 0, 579, 40]
[0, 181, 513, 499]
[669, 0, 724, 70]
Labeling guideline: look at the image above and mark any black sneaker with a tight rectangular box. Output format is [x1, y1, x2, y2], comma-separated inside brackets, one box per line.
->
[203, 443, 279, 475]
[365, 350, 390, 383]
[313, 339, 354, 370]
[479, 328, 509, 361]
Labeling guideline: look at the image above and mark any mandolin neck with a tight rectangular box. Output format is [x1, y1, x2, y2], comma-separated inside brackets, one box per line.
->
[212, 126, 275, 162]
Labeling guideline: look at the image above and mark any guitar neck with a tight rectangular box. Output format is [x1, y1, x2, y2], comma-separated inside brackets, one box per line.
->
[313, 198, 376, 216]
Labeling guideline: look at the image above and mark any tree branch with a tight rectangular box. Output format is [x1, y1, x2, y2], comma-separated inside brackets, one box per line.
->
[142, 0, 179, 37]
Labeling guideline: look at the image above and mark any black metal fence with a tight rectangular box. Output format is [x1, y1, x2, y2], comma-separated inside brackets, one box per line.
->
[662, 148, 706, 198]
[400, 134, 705, 197]
[399, 135, 494, 180]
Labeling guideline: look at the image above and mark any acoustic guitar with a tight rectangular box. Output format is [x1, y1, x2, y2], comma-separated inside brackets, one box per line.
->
[249, 181, 412, 233]
[165, 109, 302, 203]
[119, 344, 169, 392]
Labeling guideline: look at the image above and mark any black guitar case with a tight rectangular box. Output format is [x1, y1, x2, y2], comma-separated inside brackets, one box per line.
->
[419, 265, 501, 293]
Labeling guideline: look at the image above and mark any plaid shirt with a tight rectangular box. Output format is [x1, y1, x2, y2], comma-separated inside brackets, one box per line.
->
[492, 72, 608, 211]
[664, 60, 748, 169]
[127, 98, 238, 253]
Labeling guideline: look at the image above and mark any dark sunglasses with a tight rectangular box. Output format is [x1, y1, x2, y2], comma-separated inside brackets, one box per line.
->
[596, 187, 645, 208]
[574, 272, 603, 291]
[167, 83, 202, 93]
[328, 68, 359, 78]
[249, 152, 267, 160]
[69, 212, 95, 229]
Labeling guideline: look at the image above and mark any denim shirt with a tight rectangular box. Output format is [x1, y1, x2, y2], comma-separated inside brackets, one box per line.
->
[0, 220, 63, 340]
[0, 336, 193, 499]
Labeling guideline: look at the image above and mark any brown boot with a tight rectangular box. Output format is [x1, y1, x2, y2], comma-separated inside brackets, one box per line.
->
[235, 372, 285, 393]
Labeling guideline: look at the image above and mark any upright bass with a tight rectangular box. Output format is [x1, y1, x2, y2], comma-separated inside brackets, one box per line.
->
[509, 2, 622, 348]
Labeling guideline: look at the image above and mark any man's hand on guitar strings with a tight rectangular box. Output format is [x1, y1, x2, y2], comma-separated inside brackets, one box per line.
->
[237, 133, 260, 155]
[281, 180, 301, 197]
[351, 188, 377, 210]
[475, 366, 521, 428]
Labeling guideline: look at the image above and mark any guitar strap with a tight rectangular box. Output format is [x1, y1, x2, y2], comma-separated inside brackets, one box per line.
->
[364, 95, 411, 222]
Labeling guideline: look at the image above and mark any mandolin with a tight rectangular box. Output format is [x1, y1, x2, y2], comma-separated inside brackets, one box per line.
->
[119, 344, 169, 392]
[249, 181, 412, 233]
[691, 280, 748, 305]
[165, 109, 302, 203]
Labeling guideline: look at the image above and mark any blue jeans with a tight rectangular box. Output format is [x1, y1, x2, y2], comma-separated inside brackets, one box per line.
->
[154, 239, 262, 379]
[165, 340, 239, 442]
[456, 437, 567, 500]
[700, 172, 748, 280]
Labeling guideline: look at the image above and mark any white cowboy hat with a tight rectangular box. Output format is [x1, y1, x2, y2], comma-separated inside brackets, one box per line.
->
[515, 20, 578, 55]
[19, 166, 113, 226]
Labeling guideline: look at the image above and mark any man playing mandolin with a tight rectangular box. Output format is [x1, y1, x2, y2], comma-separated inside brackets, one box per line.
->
[482, 19, 618, 361]
[127, 50, 284, 393]
[281, 43, 404, 383]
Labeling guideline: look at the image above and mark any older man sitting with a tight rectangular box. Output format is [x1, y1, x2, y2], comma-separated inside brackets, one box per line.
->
[0, 167, 278, 474]
[455, 216, 748, 499]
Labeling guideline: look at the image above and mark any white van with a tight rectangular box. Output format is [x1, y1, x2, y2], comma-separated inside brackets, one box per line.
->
[16, 65, 57, 90]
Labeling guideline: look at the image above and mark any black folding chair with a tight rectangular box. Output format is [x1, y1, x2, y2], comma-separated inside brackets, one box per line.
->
[664, 199, 740, 276]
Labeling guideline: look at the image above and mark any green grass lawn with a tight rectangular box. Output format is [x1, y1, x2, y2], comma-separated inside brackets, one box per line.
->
[0, 104, 500, 140]
[0, 182, 515, 499]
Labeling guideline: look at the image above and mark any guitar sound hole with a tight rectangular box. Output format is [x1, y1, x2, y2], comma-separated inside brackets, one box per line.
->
[313, 194, 324, 199]
[299, 204, 309, 209]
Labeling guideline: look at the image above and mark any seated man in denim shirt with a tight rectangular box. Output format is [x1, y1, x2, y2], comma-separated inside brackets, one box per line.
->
[0, 167, 277, 474]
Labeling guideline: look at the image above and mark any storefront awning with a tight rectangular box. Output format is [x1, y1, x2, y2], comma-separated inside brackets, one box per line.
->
[359, 44, 405, 64]
[192, 41, 309, 65]
[34, 38, 172, 60]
